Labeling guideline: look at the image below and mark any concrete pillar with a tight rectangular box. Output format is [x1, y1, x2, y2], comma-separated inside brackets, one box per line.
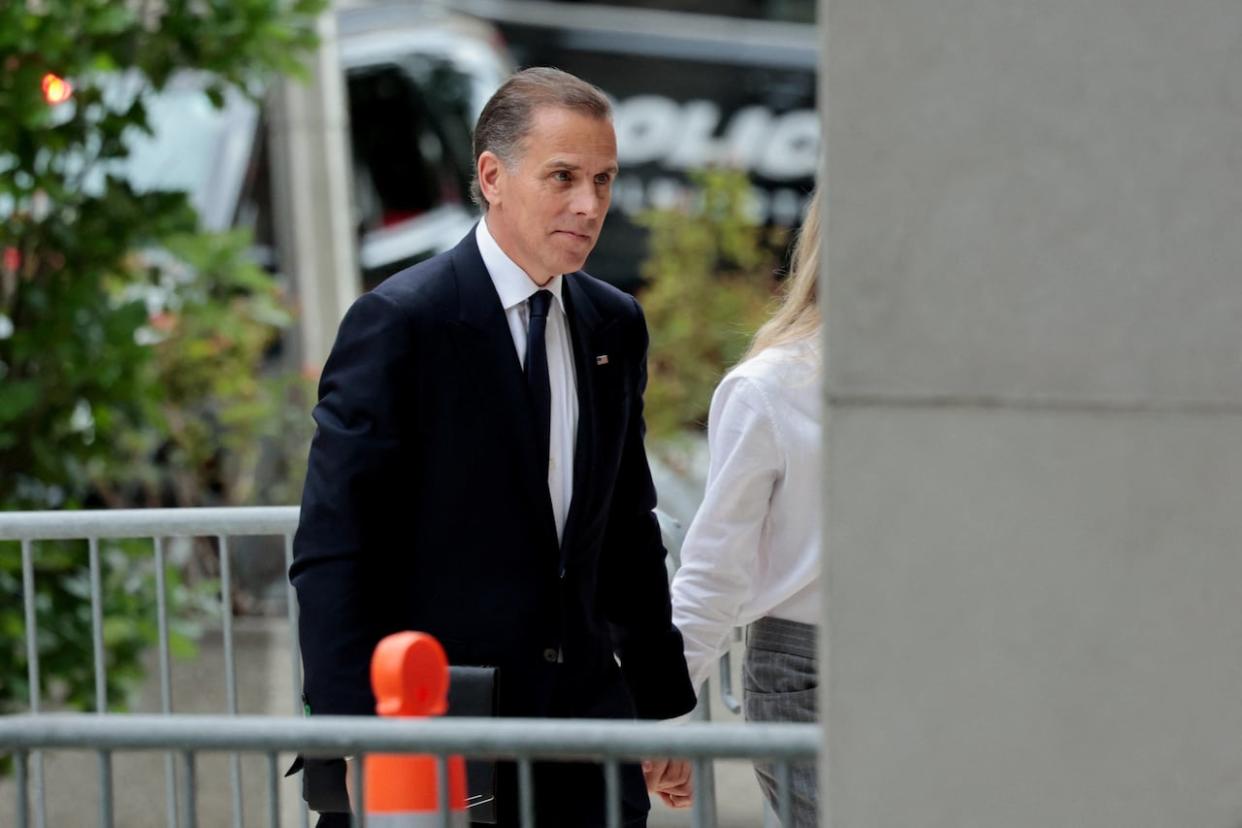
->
[819, 1, 1242, 825]
[267, 5, 359, 371]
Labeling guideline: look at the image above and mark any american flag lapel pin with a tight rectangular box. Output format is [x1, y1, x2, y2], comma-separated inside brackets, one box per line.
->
[595, 354, 609, 366]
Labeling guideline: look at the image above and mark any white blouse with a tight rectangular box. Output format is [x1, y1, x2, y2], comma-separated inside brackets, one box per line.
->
[671, 338, 822, 694]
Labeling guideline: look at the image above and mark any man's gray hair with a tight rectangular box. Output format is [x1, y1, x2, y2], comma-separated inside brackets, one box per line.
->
[471, 67, 612, 210]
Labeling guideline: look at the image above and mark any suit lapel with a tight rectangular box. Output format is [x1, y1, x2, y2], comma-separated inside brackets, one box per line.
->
[560, 274, 602, 561]
[449, 233, 558, 549]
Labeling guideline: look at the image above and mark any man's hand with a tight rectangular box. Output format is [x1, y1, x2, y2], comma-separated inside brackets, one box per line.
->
[642, 758, 693, 808]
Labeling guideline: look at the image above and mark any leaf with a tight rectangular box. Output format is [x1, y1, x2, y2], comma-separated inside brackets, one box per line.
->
[86, 5, 138, 37]
[0, 381, 40, 424]
[204, 85, 226, 110]
[169, 633, 198, 660]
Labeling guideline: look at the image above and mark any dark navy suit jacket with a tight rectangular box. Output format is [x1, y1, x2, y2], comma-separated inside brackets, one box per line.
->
[290, 229, 695, 825]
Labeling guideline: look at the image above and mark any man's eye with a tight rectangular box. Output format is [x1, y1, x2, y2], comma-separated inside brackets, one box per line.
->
[553, 171, 572, 182]
[595, 175, 612, 186]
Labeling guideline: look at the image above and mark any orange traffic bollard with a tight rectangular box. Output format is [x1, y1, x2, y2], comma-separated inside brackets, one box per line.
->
[365, 631, 468, 826]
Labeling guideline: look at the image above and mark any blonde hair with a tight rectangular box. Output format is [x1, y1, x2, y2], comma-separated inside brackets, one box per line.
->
[743, 187, 822, 361]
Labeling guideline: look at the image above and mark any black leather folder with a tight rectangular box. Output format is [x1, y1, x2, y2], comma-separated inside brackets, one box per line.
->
[446, 665, 499, 823]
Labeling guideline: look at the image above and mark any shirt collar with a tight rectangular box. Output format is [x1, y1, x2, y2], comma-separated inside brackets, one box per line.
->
[476, 217, 566, 315]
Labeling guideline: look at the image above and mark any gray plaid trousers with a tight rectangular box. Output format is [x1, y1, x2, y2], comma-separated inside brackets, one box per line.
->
[743, 616, 819, 827]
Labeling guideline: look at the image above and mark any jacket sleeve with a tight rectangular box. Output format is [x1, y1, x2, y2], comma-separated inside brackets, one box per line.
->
[598, 296, 697, 720]
[670, 375, 782, 694]
[289, 289, 415, 718]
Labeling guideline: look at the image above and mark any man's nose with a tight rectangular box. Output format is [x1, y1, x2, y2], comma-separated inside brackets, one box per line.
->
[571, 182, 606, 219]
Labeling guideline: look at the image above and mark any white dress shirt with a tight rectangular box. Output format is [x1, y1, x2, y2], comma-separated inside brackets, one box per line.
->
[475, 219, 578, 543]
[671, 338, 822, 694]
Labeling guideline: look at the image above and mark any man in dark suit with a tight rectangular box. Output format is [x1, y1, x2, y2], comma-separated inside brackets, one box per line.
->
[290, 67, 697, 826]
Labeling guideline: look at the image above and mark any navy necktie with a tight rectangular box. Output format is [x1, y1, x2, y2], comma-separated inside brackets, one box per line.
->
[525, 289, 553, 470]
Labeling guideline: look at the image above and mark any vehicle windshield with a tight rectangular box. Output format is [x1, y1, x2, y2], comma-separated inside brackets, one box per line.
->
[72, 73, 258, 231]
[110, 79, 258, 230]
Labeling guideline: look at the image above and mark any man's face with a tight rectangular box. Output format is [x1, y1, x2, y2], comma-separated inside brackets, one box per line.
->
[479, 106, 618, 285]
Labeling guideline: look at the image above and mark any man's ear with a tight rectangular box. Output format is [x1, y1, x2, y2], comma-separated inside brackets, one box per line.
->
[477, 151, 504, 207]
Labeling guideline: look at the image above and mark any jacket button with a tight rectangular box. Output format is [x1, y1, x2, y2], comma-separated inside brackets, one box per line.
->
[543, 648, 559, 663]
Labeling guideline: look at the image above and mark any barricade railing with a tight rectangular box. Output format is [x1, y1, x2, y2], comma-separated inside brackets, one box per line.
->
[0, 507, 792, 827]
[2, 507, 304, 828]
[1, 714, 817, 828]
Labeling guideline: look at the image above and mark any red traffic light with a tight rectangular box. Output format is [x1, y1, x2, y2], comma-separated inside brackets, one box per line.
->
[41, 73, 73, 105]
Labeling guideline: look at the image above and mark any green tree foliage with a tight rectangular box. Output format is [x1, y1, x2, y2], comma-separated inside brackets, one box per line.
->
[0, 0, 324, 717]
[638, 169, 790, 439]
[91, 230, 311, 510]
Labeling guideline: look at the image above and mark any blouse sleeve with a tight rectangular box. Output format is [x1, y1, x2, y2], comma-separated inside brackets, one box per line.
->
[671, 374, 784, 695]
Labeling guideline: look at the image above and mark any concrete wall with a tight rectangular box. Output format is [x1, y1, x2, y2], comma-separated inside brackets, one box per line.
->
[821, 1, 1242, 825]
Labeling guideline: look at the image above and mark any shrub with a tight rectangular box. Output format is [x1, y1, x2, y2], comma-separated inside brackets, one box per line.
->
[637, 168, 791, 440]
[0, 0, 324, 720]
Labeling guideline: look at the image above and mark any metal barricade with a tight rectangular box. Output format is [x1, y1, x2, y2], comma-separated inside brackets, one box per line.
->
[0, 508, 801, 827]
[1, 714, 817, 828]
[2, 508, 304, 828]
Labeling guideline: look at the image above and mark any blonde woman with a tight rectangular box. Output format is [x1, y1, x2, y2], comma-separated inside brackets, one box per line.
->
[670, 189, 822, 825]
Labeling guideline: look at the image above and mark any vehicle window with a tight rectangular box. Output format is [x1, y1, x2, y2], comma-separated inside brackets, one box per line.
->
[346, 61, 474, 235]
[399, 54, 477, 179]
[117, 88, 256, 227]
